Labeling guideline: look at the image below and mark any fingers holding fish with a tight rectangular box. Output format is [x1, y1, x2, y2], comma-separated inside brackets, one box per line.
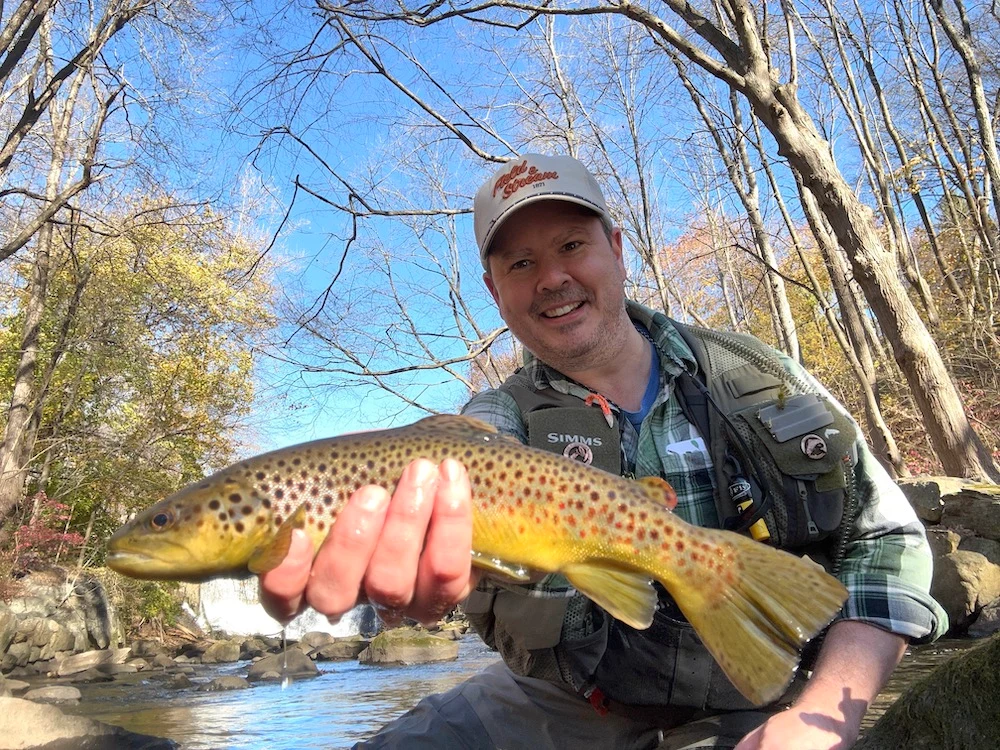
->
[301, 483, 392, 619]
[410, 458, 478, 625]
[362, 459, 441, 611]
[258, 528, 313, 625]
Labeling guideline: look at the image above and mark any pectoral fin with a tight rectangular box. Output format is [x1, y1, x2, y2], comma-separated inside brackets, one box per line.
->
[471, 551, 535, 583]
[248, 504, 308, 574]
[638, 476, 678, 509]
[563, 562, 657, 629]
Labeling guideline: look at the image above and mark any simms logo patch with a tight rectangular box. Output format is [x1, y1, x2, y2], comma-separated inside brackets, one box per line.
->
[547, 433, 603, 447]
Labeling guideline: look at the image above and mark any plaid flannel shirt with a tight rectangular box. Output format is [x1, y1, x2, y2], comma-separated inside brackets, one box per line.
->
[462, 300, 948, 642]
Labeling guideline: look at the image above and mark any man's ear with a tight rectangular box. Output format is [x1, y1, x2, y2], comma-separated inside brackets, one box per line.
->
[484, 271, 501, 306]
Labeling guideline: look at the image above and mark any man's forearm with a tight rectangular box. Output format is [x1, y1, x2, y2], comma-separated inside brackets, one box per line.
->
[795, 619, 907, 731]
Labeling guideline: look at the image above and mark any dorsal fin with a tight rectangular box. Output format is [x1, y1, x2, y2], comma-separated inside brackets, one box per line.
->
[413, 414, 513, 441]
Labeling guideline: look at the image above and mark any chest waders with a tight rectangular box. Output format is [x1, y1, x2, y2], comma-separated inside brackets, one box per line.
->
[463, 316, 860, 711]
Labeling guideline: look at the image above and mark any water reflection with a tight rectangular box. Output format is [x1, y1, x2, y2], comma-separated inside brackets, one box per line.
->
[64, 639, 501, 749]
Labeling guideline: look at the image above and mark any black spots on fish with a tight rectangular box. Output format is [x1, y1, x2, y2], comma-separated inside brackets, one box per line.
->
[292, 457, 301, 466]
[317, 520, 326, 531]
[366, 459, 375, 471]
[217, 512, 227, 522]
[261, 484, 270, 493]
[318, 463, 327, 473]
[310, 486, 319, 498]
[323, 495, 333, 507]
[228, 493, 242, 504]
[208, 499, 221, 511]
[514, 469, 523, 480]
[235, 522, 245, 533]
[325, 478, 335, 489]
[285, 478, 294, 488]
[198, 482, 210, 490]
[484, 460, 494, 471]
[275, 489, 285, 500]
[349, 451, 358, 461]
[255, 471, 266, 481]
[261, 498, 272, 509]
[255, 516, 266, 526]
[304, 502, 313, 513]
[277, 459, 286, 467]
[300, 470, 308, 480]
[283, 502, 292, 514]
[590, 491, 599, 502]
[241, 505, 253, 516]
[607, 490, 617, 501]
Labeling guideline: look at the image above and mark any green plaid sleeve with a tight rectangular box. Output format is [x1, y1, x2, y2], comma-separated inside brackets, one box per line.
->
[779, 354, 949, 642]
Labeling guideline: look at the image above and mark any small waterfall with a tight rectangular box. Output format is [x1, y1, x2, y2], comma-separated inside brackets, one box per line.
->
[196, 577, 368, 639]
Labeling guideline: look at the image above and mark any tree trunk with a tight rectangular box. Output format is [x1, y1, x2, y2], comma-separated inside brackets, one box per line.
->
[752, 81, 997, 479]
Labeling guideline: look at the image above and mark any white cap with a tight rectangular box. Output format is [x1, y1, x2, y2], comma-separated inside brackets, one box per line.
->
[473, 154, 611, 270]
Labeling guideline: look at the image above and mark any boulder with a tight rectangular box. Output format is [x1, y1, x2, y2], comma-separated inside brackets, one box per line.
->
[856, 634, 1000, 749]
[940, 485, 1000, 541]
[150, 654, 177, 669]
[299, 631, 336, 650]
[0, 605, 17, 654]
[359, 629, 459, 666]
[3, 642, 30, 670]
[55, 648, 130, 677]
[21, 686, 82, 704]
[959, 536, 1000, 566]
[311, 637, 369, 661]
[200, 639, 242, 664]
[924, 527, 960, 559]
[930, 551, 1000, 631]
[166, 673, 194, 690]
[968, 600, 1000, 638]
[246, 649, 318, 681]
[130, 639, 167, 659]
[0, 696, 177, 749]
[199, 676, 251, 692]
[240, 637, 271, 660]
[897, 477, 962, 523]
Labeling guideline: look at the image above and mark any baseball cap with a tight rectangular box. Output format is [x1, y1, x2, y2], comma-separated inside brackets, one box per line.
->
[473, 154, 611, 270]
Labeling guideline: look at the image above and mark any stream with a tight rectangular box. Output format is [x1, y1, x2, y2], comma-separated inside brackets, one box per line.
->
[57, 636, 978, 748]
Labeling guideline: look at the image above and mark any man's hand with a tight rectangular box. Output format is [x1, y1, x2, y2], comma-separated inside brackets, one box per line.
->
[258, 457, 479, 626]
[735, 620, 906, 750]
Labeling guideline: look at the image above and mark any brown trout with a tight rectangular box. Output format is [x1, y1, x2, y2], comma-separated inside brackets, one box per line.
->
[107, 414, 847, 705]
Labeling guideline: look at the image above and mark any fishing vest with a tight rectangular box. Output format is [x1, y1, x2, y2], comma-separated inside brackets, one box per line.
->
[463, 315, 861, 711]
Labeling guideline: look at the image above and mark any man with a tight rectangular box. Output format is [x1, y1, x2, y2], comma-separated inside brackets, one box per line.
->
[260, 154, 946, 749]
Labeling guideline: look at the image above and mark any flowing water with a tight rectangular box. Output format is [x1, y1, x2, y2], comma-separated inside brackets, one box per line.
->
[56, 636, 977, 748]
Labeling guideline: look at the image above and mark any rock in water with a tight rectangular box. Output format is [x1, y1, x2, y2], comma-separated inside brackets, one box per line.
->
[857, 635, 1000, 750]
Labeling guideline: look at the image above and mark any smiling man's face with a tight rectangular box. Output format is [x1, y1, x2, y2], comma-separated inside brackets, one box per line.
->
[484, 200, 630, 374]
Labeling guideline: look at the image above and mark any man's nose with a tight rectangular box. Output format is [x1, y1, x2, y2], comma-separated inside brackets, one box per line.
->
[534, 258, 572, 291]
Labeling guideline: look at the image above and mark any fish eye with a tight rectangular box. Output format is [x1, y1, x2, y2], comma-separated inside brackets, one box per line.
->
[150, 512, 173, 530]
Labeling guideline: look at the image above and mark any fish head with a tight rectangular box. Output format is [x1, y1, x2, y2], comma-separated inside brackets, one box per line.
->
[107, 473, 273, 582]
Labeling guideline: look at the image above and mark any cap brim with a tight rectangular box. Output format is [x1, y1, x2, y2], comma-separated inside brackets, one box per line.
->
[480, 193, 608, 269]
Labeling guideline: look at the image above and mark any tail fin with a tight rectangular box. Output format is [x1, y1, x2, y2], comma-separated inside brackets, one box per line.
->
[667, 533, 848, 706]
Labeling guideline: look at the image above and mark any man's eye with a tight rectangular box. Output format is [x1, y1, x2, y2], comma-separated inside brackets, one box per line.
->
[563, 241, 581, 252]
[510, 259, 530, 271]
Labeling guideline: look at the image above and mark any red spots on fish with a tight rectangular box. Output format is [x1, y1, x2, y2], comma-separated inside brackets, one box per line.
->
[558, 502, 566, 510]
[618, 503, 628, 513]
[567, 516, 576, 526]
[590, 491, 599, 502]
[675, 540, 685, 552]
[637, 529, 646, 541]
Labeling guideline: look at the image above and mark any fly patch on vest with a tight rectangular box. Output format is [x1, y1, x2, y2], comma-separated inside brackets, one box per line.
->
[729, 391, 856, 548]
